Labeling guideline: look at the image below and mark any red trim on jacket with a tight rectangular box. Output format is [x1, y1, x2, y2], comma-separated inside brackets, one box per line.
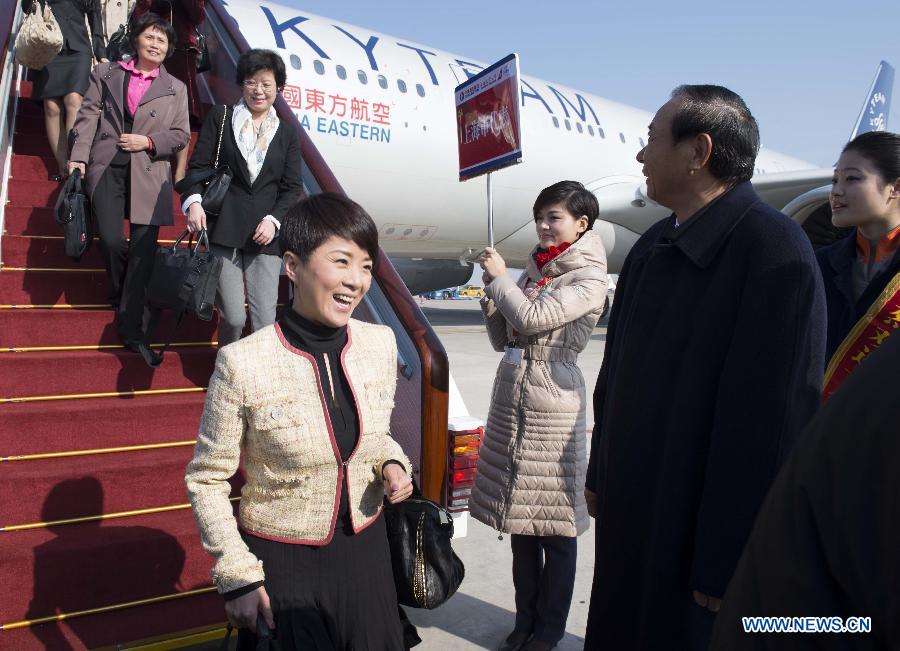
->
[270, 322, 380, 541]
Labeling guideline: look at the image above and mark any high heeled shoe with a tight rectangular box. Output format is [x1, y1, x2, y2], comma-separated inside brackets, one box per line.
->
[498, 630, 532, 651]
[124, 341, 163, 368]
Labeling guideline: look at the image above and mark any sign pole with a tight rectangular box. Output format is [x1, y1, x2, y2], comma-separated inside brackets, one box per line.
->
[487, 172, 494, 248]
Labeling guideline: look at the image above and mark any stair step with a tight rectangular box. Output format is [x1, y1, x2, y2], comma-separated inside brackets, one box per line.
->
[11, 154, 57, 180]
[3, 206, 190, 239]
[0, 268, 291, 306]
[0, 268, 111, 305]
[0, 307, 218, 348]
[14, 111, 45, 135]
[0, 347, 216, 399]
[0, 509, 225, 649]
[0, 444, 212, 528]
[0, 391, 207, 455]
[0, 591, 225, 651]
[1, 234, 106, 268]
[7, 179, 192, 218]
[0, 234, 198, 269]
[12, 131, 54, 157]
[7, 177, 62, 207]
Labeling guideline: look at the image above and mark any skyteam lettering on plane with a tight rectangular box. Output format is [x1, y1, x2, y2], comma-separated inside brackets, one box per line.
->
[259, 5, 604, 126]
[220, 0, 891, 294]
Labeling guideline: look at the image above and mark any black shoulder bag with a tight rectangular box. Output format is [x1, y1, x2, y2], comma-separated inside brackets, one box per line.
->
[384, 483, 465, 610]
[105, 4, 136, 62]
[175, 105, 232, 216]
[53, 169, 92, 261]
[195, 28, 211, 73]
[144, 229, 223, 365]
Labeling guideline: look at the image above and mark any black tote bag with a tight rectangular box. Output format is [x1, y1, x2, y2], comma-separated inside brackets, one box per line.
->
[146, 229, 221, 320]
[53, 169, 92, 261]
[384, 488, 465, 610]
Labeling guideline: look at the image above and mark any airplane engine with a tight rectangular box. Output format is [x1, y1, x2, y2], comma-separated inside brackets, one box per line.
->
[389, 257, 476, 295]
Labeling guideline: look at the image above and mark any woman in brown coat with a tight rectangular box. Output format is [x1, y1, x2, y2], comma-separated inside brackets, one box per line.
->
[69, 12, 190, 365]
[134, 0, 206, 180]
[470, 181, 607, 651]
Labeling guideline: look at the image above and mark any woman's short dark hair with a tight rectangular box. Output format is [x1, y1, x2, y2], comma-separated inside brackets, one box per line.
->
[129, 13, 177, 59]
[281, 193, 379, 263]
[669, 85, 760, 186]
[236, 49, 287, 89]
[533, 180, 600, 232]
[842, 131, 900, 183]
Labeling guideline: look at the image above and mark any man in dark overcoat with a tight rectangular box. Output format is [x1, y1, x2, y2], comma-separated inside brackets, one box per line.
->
[583, 85, 827, 650]
[708, 310, 900, 650]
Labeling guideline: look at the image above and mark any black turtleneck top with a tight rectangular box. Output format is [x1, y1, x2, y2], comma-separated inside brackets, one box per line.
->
[278, 307, 359, 461]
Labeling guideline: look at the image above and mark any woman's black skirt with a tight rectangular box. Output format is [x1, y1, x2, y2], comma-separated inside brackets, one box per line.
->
[33, 48, 92, 100]
[238, 512, 405, 651]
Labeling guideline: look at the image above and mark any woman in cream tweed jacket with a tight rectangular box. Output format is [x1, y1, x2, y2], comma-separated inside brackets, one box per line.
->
[186, 193, 413, 650]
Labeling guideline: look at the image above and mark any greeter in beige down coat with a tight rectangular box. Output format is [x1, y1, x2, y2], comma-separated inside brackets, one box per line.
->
[186, 194, 413, 650]
[470, 181, 607, 651]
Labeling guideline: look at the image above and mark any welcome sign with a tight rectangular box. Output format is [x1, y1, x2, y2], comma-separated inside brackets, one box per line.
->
[455, 53, 523, 181]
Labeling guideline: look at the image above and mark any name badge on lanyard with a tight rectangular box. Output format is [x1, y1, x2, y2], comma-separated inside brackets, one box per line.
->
[502, 346, 523, 366]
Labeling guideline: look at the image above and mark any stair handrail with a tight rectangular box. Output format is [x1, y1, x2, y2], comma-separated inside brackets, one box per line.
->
[202, 0, 451, 504]
[0, 0, 25, 262]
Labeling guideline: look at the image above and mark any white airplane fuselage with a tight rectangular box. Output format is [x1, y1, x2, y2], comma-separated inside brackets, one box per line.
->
[225, 2, 819, 279]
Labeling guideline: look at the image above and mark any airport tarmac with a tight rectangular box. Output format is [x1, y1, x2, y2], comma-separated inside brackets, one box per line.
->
[405, 298, 607, 651]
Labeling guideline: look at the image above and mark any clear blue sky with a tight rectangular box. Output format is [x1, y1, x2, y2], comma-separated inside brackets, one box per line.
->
[280, 0, 899, 167]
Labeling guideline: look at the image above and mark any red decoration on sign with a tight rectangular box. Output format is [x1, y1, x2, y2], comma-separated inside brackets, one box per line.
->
[455, 54, 523, 180]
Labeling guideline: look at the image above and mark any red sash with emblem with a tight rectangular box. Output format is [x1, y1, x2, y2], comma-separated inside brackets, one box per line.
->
[823, 271, 900, 403]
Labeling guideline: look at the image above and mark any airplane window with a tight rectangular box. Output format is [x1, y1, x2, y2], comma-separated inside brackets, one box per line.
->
[588, 125, 594, 136]
[576, 123, 583, 134]
[416, 83, 425, 97]
[552, 116, 559, 128]
[358, 70, 368, 84]
[619, 132, 626, 143]
[289, 55, 301, 70]
[314, 60, 325, 75]
[598, 128, 606, 139]
[564, 119, 571, 131]
[378, 75, 388, 89]
[336, 65, 347, 80]
[398, 79, 407, 93]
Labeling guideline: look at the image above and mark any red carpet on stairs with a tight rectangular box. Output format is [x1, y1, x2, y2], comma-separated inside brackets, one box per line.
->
[1, 80, 233, 648]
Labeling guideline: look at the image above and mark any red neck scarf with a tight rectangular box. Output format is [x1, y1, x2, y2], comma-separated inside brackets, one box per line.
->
[533, 242, 571, 272]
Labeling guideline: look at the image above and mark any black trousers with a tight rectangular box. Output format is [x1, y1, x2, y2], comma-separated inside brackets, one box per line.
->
[510, 533, 577, 644]
[93, 163, 159, 343]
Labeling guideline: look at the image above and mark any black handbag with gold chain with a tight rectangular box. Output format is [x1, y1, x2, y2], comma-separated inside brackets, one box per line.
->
[384, 483, 465, 610]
